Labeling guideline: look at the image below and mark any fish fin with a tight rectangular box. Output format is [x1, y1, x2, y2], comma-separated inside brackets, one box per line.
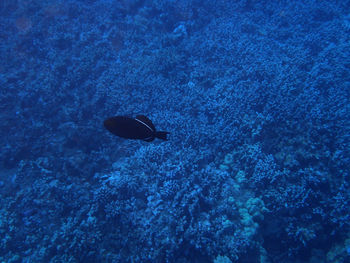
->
[155, 131, 170, 141]
[143, 137, 155, 142]
[135, 115, 155, 131]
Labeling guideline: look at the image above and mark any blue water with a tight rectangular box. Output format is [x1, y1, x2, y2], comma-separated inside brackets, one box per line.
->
[0, 0, 349, 262]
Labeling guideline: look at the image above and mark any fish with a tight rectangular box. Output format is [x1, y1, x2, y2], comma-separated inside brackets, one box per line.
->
[104, 115, 170, 142]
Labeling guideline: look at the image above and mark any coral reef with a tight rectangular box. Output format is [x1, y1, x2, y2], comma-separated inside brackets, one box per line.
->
[0, 0, 349, 262]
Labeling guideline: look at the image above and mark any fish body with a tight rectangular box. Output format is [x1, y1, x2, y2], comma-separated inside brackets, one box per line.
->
[104, 115, 169, 142]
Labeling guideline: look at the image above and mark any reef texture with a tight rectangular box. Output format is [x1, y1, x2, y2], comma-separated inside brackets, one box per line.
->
[0, 0, 349, 262]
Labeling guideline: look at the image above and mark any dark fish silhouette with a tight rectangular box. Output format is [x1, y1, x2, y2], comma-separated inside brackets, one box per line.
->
[104, 115, 170, 142]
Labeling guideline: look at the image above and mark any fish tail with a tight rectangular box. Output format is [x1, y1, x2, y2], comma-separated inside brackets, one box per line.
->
[155, 131, 170, 141]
